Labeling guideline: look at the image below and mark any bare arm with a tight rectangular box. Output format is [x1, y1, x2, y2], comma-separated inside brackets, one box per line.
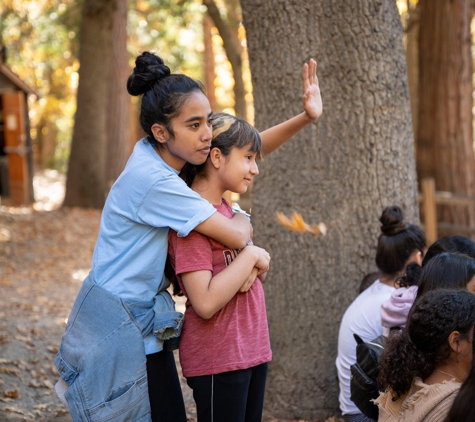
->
[181, 245, 270, 319]
[260, 59, 323, 156]
[194, 212, 250, 249]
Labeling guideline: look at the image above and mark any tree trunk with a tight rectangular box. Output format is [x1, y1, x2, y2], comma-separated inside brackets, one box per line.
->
[417, 0, 475, 229]
[105, 0, 131, 192]
[403, 3, 419, 141]
[240, 0, 418, 419]
[36, 115, 58, 168]
[203, 13, 218, 112]
[63, 0, 117, 208]
[203, 0, 247, 118]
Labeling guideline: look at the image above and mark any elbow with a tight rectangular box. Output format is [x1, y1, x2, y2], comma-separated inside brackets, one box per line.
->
[193, 305, 217, 320]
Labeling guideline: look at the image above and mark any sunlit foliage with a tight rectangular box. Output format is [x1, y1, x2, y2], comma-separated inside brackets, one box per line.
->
[1, 0, 208, 171]
[1, 0, 81, 170]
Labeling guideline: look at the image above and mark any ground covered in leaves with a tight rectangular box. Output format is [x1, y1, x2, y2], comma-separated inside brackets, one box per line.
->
[0, 170, 340, 422]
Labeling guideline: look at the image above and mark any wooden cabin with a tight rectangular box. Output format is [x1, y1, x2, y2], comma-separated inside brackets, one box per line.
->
[0, 51, 36, 206]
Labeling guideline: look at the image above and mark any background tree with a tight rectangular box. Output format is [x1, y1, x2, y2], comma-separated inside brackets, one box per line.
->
[0, 0, 81, 170]
[105, 0, 131, 191]
[240, 0, 418, 419]
[203, 12, 218, 112]
[416, 0, 475, 231]
[63, 0, 118, 208]
[203, 0, 247, 119]
[400, 1, 420, 140]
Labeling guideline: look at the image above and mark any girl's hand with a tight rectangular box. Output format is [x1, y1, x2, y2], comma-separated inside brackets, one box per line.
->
[250, 245, 271, 275]
[303, 59, 322, 121]
[239, 267, 259, 293]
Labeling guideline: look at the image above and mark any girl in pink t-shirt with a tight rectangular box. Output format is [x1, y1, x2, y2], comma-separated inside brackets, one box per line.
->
[165, 70, 316, 421]
[167, 114, 271, 422]
[167, 60, 322, 422]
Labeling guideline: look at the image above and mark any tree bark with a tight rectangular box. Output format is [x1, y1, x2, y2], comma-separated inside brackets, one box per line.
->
[203, 0, 247, 118]
[240, 0, 418, 419]
[403, 3, 419, 141]
[203, 13, 218, 112]
[63, 0, 117, 208]
[105, 0, 131, 192]
[417, 0, 475, 229]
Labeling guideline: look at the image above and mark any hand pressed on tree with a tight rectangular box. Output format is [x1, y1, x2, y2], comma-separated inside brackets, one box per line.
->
[302, 58, 322, 121]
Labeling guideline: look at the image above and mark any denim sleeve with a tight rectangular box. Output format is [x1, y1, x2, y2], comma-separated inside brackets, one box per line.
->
[137, 172, 216, 237]
[153, 290, 184, 340]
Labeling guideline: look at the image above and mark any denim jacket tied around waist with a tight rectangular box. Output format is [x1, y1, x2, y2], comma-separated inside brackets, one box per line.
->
[55, 275, 184, 422]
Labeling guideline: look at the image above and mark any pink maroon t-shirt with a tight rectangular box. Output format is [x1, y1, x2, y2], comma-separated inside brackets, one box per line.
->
[168, 199, 272, 378]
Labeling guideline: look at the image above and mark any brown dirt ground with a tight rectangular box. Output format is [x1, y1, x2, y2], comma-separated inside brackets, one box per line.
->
[0, 171, 340, 422]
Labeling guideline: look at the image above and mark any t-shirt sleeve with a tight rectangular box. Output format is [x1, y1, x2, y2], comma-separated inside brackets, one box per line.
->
[137, 172, 216, 236]
[171, 230, 214, 275]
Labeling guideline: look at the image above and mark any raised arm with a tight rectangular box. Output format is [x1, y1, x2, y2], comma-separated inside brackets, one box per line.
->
[194, 211, 251, 249]
[260, 59, 323, 156]
[181, 245, 270, 319]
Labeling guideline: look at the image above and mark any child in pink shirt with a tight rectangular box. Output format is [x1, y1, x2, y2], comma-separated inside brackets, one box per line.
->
[167, 59, 321, 422]
[167, 114, 270, 422]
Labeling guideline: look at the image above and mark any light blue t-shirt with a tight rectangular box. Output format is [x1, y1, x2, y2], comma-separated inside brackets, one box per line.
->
[89, 139, 216, 353]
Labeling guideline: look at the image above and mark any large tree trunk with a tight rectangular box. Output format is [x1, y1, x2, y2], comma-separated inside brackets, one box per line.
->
[105, 0, 131, 192]
[417, 0, 475, 230]
[63, 0, 117, 208]
[240, 0, 418, 419]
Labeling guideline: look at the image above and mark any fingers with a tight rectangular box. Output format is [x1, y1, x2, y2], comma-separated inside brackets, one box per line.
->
[309, 58, 318, 86]
[239, 276, 254, 293]
[313, 59, 319, 87]
[304, 59, 318, 92]
[239, 267, 259, 293]
[303, 62, 309, 92]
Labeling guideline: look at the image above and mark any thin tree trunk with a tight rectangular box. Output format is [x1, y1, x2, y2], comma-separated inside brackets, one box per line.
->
[63, 0, 117, 208]
[417, 0, 475, 229]
[240, 0, 418, 419]
[203, 13, 218, 112]
[105, 0, 131, 192]
[203, 0, 246, 118]
[403, 3, 419, 141]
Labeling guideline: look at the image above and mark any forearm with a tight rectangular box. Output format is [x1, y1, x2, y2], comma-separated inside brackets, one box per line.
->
[184, 248, 260, 319]
[194, 212, 250, 249]
[260, 112, 315, 156]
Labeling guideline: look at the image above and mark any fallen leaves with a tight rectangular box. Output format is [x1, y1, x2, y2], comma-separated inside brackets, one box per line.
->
[0, 194, 101, 420]
[3, 389, 19, 399]
[0, 367, 21, 377]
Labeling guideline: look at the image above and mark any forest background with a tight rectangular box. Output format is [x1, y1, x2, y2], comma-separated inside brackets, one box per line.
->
[2, 0, 475, 421]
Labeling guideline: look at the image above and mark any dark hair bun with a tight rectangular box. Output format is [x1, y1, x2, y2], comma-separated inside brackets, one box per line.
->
[380, 205, 408, 236]
[127, 51, 171, 96]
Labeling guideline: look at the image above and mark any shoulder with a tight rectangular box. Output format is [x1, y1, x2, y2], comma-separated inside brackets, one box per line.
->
[402, 379, 460, 420]
[215, 198, 234, 218]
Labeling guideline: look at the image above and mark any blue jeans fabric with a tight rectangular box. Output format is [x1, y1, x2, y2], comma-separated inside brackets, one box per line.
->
[55, 277, 152, 422]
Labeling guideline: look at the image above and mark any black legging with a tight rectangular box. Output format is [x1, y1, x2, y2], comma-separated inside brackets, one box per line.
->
[186, 363, 268, 422]
[146, 350, 187, 422]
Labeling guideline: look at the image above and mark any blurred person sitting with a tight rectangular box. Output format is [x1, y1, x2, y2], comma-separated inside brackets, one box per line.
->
[376, 289, 475, 422]
[336, 205, 426, 422]
[380, 235, 475, 336]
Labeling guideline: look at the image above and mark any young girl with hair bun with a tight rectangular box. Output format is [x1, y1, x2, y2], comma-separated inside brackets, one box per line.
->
[336, 205, 426, 422]
[55, 51, 322, 422]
